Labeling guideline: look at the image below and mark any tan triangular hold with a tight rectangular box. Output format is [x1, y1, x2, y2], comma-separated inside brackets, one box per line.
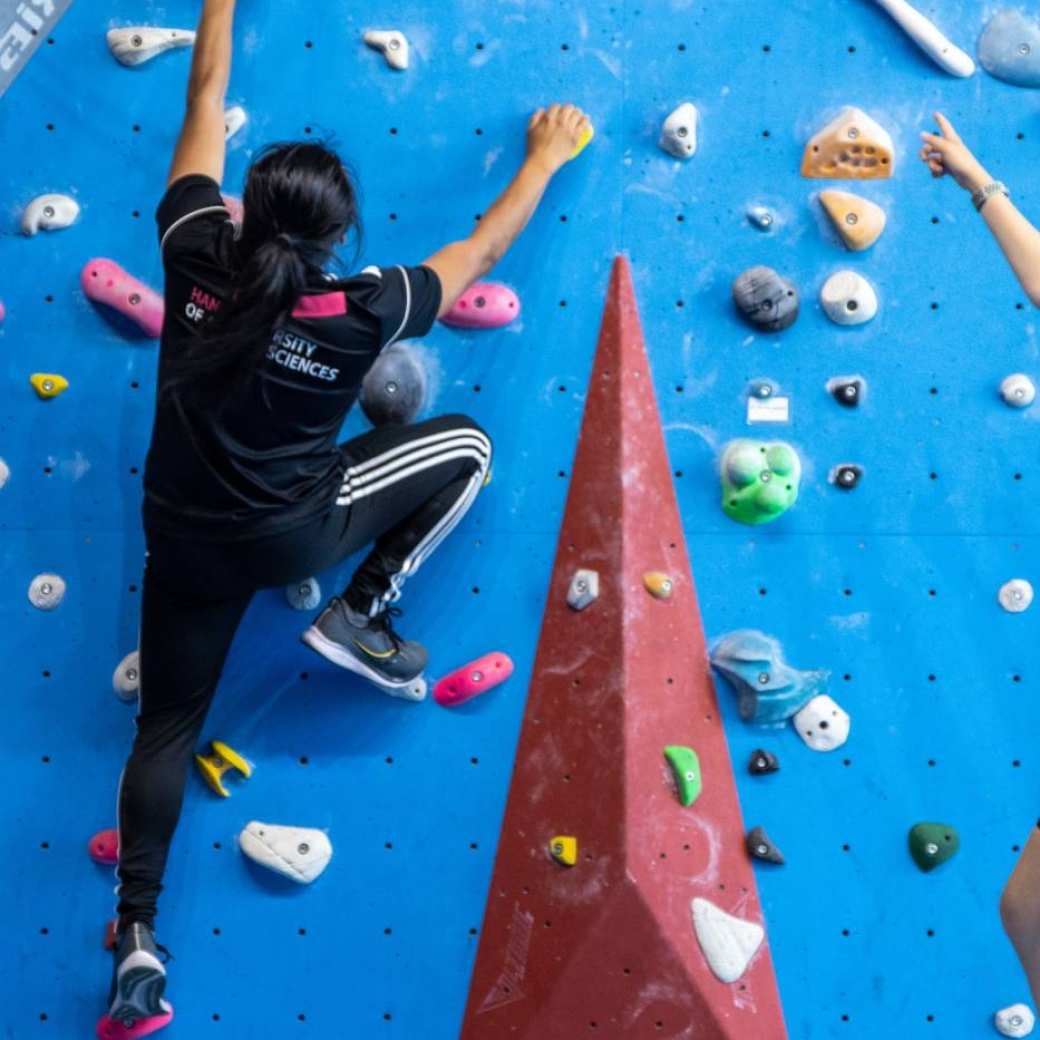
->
[802, 106, 893, 180]
[819, 191, 887, 251]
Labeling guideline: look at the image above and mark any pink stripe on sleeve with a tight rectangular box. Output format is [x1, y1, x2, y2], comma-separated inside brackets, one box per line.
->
[292, 292, 348, 319]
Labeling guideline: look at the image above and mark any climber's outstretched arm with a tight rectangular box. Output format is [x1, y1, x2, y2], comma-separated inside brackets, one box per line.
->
[167, 0, 237, 188]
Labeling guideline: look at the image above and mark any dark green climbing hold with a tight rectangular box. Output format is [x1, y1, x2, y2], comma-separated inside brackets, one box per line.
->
[748, 749, 780, 775]
[664, 746, 702, 807]
[745, 826, 785, 865]
[908, 822, 959, 872]
[721, 440, 801, 525]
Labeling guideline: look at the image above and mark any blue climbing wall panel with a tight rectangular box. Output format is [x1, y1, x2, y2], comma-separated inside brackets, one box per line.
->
[2, 0, 1036, 1036]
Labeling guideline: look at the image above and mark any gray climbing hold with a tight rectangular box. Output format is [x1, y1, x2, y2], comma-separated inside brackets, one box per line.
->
[1001, 374, 1036, 408]
[746, 205, 774, 231]
[567, 568, 600, 611]
[793, 694, 850, 752]
[820, 271, 878, 326]
[831, 464, 863, 490]
[995, 1004, 1035, 1038]
[28, 573, 65, 611]
[286, 578, 321, 611]
[360, 344, 427, 426]
[112, 651, 140, 702]
[745, 826, 785, 865]
[659, 102, 699, 159]
[690, 897, 764, 984]
[999, 579, 1034, 613]
[732, 266, 799, 332]
[748, 748, 780, 775]
[828, 376, 864, 408]
[979, 11, 1040, 88]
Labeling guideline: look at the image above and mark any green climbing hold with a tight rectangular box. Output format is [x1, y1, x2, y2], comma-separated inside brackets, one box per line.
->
[664, 746, 702, 807]
[721, 440, 801, 525]
[908, 822, 959, 872]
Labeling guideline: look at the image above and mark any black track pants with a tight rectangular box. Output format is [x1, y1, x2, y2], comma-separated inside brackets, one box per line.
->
[115, 414, 492, 927]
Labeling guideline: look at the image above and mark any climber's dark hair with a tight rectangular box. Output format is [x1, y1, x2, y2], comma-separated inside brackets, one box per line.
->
[166, 140, 361, 397]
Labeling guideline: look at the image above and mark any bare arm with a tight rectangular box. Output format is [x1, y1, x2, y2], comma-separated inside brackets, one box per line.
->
[167, 0, 237, 188]
[921, 111, 1040, 306]
[424, 104, 591, 317]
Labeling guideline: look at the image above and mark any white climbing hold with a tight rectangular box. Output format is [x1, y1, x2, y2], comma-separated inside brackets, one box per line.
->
[999, 579, 1034, 614]
[28, 573, 66, 611]
[224, 106, 247, 141]
[996, 1004, 1035, 1038]
[690, 897, 764, 984]
[112, 651, 140, 702]
[21, 194, 79, 236]
[364, 29, 410, 70]
[869, 0, 975, 78]
[746, 205, 775, 231]
[286, 578, 321, 611]
[1001, 374, 1036, 408]
[793, 694, 850, 751]
[239, 822, 332, 884]
[820, 271, 878, 326]
[0, 457, 9, 489]
[106, 27, 195, 67]
[659, 102, 699, 159]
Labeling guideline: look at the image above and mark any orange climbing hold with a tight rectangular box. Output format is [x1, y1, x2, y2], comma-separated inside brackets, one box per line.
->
[643, 571, 674, 600]
[801, 107, 894, 180]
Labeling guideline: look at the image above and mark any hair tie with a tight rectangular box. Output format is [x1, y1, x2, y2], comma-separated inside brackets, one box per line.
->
[275, 231, 297, 250]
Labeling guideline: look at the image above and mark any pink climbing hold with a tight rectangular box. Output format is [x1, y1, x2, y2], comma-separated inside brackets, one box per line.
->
[89, 828, 119, 865]
[0, 300, 5, 323]
[221, 193, 244, 224]
[81, 258, 164, 339]
[440, 282, 520, 329]
[96, 1009, 174, 1040]
[433, 652, 514, 707]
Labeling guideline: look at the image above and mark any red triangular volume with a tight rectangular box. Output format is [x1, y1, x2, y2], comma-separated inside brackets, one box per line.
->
[460, 256, 788, 1039]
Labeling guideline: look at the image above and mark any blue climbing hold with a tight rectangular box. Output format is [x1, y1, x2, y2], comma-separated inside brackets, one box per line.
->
[978, 10, 1040, 88]
[710, 630, 829, 725]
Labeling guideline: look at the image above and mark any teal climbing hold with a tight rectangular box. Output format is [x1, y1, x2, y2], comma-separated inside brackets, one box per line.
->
[908, 822, 960, 872]
[979, 10, 1040, 88]
[720, 440, 801, 525]
[663, 746, 702, 807]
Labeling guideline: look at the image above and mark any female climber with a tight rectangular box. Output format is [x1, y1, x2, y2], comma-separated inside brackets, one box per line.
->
[98, 0, 591, 1035]
[920, 111, 1040, 1010]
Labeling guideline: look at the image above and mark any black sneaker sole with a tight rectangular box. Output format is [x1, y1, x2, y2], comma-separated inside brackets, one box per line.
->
[109, 962, 168, 1027]
[301, 627, 427, 701]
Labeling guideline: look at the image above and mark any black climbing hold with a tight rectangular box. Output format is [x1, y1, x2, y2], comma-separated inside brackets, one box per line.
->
[732, 266, 799, 332]
[360, 344, 427, 426]
[748, 748, 780, 775]
[745, 826, 785, 865]
[830, 379, 862, 408]
[833, 464, 862, 491]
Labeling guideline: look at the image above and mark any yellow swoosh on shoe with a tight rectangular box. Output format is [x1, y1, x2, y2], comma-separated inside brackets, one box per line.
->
[353, 638, 397, 660]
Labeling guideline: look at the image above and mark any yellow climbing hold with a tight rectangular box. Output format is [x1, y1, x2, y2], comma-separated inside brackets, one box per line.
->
[570, 123, 594, 160]
[30, 373, 69, 399]
[549, 835, 578, 867]
[195, 739, 253, 798]
[643, 571, 674, 600]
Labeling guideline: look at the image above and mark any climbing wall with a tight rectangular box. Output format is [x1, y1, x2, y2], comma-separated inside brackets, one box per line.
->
[1, 1, 1035, 1037]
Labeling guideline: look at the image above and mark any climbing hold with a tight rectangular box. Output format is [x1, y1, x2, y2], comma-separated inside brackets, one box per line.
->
[28, 573, 65, 611]
[747, 382, 790, 424]
[732, 266, 799, 332]
[663, 746, 702, 807]
[440, 282, 520, 329]
[363, 29, 410, 70]
[690, 897, 764, 984]
[97, 1006, 174, 1039]
[979, 11, 1040, 88]
[360, 343, 427, 425]
[710, 630, 828, 725]
[570, 124, 595, 160]
[659, 102, 699, 159]
[1001, 373, 1036, 408]
[433, 652, 514, 707]
[224, 105, 247, 141]
[0, 457, 9, 489]
[0, 300, 5, 323]
[870, 0, 975, 77]
[221, 193, 244, 225]
[793, 695, 850, 752]
[999, 579, 1034, 614]
[820, 270, 878, 326]
[908, 822, 959, 872]
[643, 571, 674, 600]
[30, 373, 69, 399]
[195, 739, 252, 798]
[549, 836, 578, 867]
[285, 578, 321, 611]
[819, 190, 887, 251]
[802, 106, 894, 180]
[112, 651, 140, 702]
[748, 748, 780, 775]
[831, 464, 863, 491]
[239, 822, 332, 884]
[720, 439, 801, 526]
[745, 826, 785, 865]
[88, 828, 119, 866]
[21, 193, 79, 236]
[995, 1004, 1036, 1038]
[567, 568, 600, 611]
[103, 919, 119, 952]
[828, 376, 865, 408]
[81, 258, 164, 338]
[746, 205, 775, 231]
[107, 26, 195, 67]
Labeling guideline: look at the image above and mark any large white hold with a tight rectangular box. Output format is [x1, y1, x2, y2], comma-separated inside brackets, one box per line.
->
[239, 822, 333, 884]
[659, 102, 699, 159]
[107, 27, 195, 67]
[1001, 374, 1036, 408]
[999, 579, 1034, 614]
[793, 694, 850, 751]
[22, 194, 79, 236]
[691, 897, 764, 983]
[995, 1004, 1035, 1038]
[29, 573, 65, 611]
[113, 651, 141, 702]
[870, 0, 975, 77]
[224, 106, 248, 141]
[820, 270, 878, 326]
[364, 30, 410, 70]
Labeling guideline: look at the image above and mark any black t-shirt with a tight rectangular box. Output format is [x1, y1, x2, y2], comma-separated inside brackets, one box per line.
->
[144, 174, 442, 541]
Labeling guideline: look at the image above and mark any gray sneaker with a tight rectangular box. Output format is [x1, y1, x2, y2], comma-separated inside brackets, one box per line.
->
[301, 600, 428, 701]
[97, 922, 172, 1036]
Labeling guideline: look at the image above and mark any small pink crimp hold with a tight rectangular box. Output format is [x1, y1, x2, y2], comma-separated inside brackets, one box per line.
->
[96, 1008, 174, 1039]
[89, 827, 119, 865]
[221, 193, 244, 225]
[440, 282, 520, 329]
[0, 299, 5, 323]
[81, 258, 164, 338]
[433, 652, 514, 707]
